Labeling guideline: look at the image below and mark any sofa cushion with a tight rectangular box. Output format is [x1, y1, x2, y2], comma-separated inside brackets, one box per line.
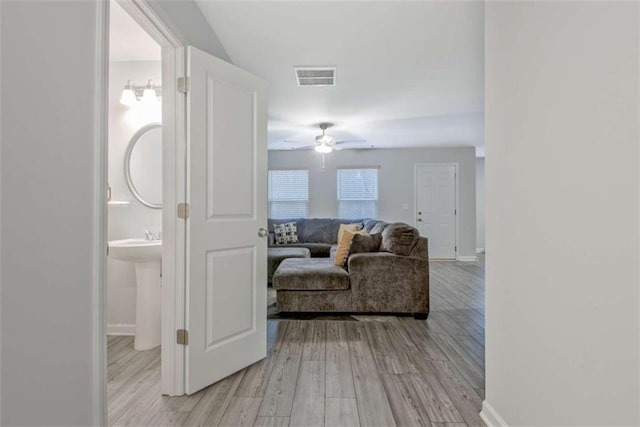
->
[349, 233, 382, 255]
[370, 221, 389, 235]
[298, 218, 365, 243]
[273, 258, 350, 290]
[274, 222, 299, 245]
[270, 243, 331, 257]
[362, 218, 378, 232]
[381, 223, 419, 256]
[267, 247, 311, 284]
[334, 229, 368, 266]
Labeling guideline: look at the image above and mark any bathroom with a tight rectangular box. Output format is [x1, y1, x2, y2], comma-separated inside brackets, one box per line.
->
[107, 0, 163, 357]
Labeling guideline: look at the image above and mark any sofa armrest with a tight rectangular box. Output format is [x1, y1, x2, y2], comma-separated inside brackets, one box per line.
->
[347, 252, 429, 314]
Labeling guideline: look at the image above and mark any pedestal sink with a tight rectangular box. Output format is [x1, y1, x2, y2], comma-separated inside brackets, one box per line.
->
[109, 238, 162, 350]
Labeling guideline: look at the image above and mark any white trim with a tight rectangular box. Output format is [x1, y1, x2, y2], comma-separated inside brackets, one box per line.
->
[413, 162, 459, 260]
[92, 1, 109, 425]
[476, 247, 485, 253]
[108, 0, 187, 397]
[107, 324, 136, 336]
[457, 255, 478, 262]
[480, 401, 508, 427]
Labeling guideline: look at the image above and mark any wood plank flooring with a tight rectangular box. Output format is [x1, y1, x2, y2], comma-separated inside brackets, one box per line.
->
[108, 256, 485, 426]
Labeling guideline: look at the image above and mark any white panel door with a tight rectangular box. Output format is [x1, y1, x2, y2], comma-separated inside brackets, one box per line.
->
[415, 164, 457, 259]
[186, 47, 267, 394]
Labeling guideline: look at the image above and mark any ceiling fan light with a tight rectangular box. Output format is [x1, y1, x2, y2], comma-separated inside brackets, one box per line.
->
[316, 134, 333, 144]
[315, 144, 332, 154]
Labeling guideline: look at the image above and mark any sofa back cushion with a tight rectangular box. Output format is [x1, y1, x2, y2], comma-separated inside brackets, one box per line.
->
[380, 223, 420, 256]
[369, 221, 389, 235]
[298, 218, 365, 243]
[268, 218, 368, 243]
[349, 233, 382, 255]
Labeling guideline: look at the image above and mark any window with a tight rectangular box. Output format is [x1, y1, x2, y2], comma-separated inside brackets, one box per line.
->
[337, 168, 378, 219]
[268, 169, 309, 219]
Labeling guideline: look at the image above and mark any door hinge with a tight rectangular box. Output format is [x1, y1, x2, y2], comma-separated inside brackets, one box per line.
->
[455, 246, 457, 252]
[177, 77, 190, 94]
[454, 209, 457, 215]
[177, 202, 190, 219]
[177, 329, 189, 345]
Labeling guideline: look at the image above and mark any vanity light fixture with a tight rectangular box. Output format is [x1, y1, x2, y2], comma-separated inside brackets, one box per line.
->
[119, 80, 137, 106]
[142, 80, 158, 105]
[120, 79, 162, 106]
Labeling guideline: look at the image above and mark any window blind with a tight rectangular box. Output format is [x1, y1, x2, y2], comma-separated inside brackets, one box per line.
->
[337, 168, 379, 219]
[268, 170, 309, 219]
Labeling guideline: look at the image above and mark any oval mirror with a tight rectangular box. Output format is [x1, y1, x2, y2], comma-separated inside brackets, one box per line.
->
[124, 123, 162, 209]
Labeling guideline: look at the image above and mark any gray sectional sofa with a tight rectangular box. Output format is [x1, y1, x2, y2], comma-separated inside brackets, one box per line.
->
[269, 218, 430, 318]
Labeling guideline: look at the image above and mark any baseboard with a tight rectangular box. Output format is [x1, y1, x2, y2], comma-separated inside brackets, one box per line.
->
[457, 255, 478, 262]
[107, 323, 135, 336]
[476, 247, 485, 254]
[480, 401, 508, 427]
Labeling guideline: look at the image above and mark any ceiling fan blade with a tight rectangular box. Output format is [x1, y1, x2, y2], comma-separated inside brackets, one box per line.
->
[333, 139, 367, 145]
[291, 145, 316, 150]
[283, 139, 312, 144]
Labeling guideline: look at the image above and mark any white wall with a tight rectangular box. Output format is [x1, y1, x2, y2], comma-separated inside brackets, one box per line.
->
[107, 61, 162, 333]
[0, 1, 105, 425]
[484, 2, 639, 426]
[268, 147, 477, 258]
[148, 0, 230, 62]
[475, 157, 484, 252]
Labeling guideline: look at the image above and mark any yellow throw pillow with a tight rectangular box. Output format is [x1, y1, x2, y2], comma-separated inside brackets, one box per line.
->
[334, 229, 368, 267]
[337, 223, 362, 243]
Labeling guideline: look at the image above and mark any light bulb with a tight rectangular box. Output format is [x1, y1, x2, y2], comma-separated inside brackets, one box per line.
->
[315, 144, 332, 154]
[120, 80, 137, 106]
[142, 80, 158, 105]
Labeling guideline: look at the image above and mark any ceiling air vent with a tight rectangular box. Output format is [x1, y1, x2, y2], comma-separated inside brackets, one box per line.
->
[294, 67, 336, 87]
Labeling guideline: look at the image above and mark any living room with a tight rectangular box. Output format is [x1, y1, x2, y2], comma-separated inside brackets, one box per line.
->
[2, 1, 638, 426]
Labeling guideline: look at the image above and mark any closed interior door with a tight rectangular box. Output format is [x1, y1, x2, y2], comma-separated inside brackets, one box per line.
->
[185, 46, 267, 394]
[415, 164, 457, 259]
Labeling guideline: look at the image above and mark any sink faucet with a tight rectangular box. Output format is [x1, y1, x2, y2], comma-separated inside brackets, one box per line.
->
[144, 230, 161, 241]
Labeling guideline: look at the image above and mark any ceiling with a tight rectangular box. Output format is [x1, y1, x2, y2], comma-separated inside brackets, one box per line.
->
[196, 1, 484, 155]
[109, 1, 161, 62]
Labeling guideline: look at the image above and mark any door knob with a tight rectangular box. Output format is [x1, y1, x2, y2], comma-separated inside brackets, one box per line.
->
[258, 228, 268, 238]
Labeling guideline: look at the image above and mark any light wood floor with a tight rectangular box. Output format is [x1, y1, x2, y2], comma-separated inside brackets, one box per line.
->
[108, 256, 485, 426]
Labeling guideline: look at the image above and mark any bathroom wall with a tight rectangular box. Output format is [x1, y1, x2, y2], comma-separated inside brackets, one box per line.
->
[107, 60, 162, 334]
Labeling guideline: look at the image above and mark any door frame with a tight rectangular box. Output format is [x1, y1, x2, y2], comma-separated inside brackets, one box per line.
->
[102, 0, 188, 399]
[413, 162, 459, 260]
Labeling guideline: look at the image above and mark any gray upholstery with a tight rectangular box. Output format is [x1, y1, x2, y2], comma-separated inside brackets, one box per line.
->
[268, 218, 366, 257]
[271, 242, 332, 257]
[271, 218, 430, 315]
[277, 289, 352, 312]
[348, 251, 429, 313]
[273, 258, 350, 291]
[381, 222, 420, 256]
[267, 247, 310, 284]
[349, 233, 382, 254]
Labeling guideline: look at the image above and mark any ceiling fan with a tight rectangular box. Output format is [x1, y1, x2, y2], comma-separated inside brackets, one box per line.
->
[284, 122, 368, 153]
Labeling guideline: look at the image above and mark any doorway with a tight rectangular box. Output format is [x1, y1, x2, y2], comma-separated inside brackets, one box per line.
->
[104, 0, 268, 415]
[105, 0, 186, 401]
[414, 163, 458, 259]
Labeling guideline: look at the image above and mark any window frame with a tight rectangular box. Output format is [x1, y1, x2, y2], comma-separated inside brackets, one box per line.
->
[336, 167, 379, 219]
[267, 168, 310, 219]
